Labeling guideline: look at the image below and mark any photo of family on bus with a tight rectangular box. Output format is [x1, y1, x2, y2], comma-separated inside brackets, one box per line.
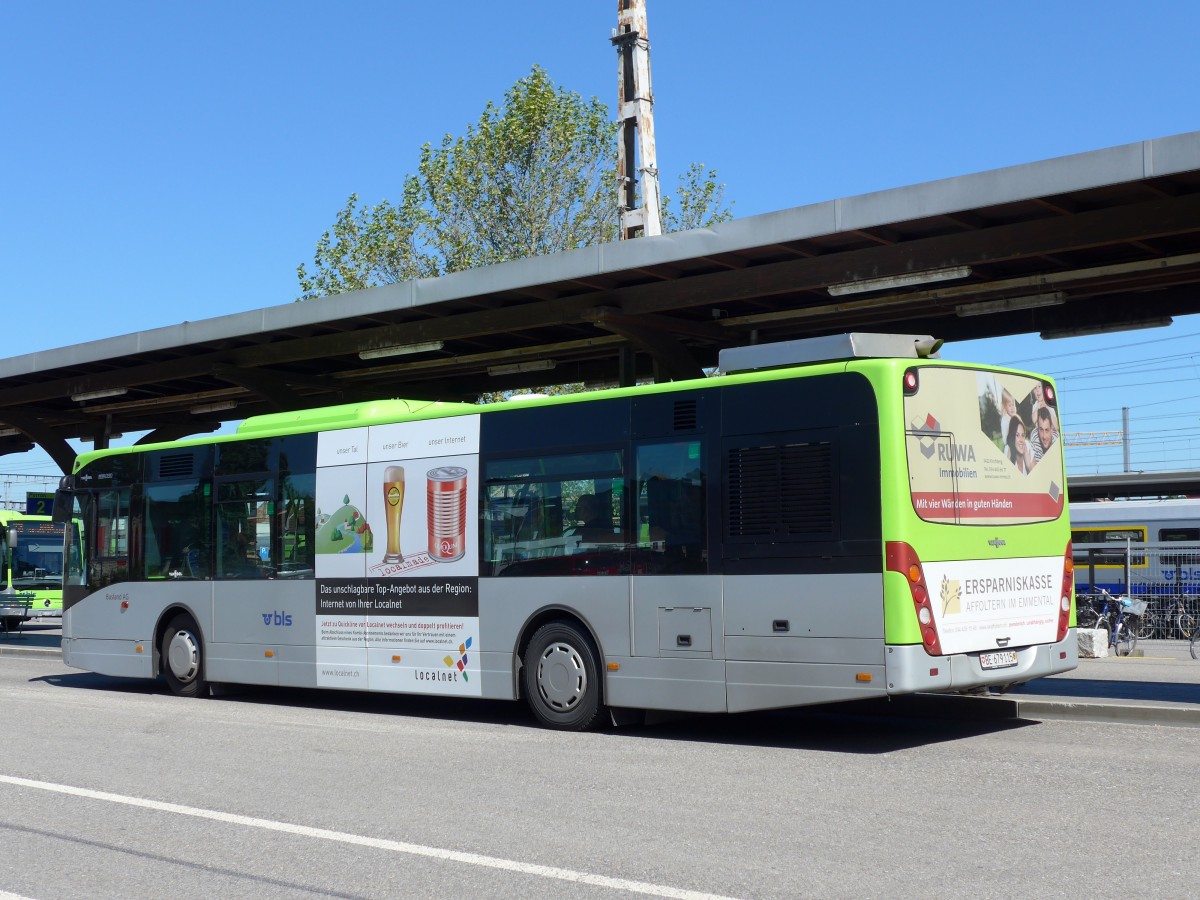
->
[981, 376, 1059, 476]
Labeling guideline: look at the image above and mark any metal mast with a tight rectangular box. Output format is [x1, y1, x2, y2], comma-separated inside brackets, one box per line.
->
[612, 0, 661, 239]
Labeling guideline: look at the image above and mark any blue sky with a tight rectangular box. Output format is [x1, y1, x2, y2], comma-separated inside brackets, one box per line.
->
[2, 0, 1199, 488]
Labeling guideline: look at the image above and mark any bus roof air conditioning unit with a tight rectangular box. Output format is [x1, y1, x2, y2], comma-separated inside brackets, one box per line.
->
[718, 333, 942, 374]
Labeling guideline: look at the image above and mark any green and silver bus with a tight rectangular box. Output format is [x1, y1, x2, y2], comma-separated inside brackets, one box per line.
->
[54, 334, 1076, 729]
[1, 512, 82, 626]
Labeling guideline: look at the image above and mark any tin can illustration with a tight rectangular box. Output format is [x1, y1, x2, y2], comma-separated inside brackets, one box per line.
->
[427, 466, 468, 562]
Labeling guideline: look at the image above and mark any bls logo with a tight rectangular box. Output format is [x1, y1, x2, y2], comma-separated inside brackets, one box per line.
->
[262, 611, 293, 626]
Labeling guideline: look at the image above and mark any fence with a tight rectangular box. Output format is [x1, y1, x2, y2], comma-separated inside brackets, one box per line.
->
[1074, 543, 1200, 641]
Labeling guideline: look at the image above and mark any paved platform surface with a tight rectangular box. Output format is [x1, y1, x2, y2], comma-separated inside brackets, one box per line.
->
[4, 623, 1198, 726]
[0, 621, 61, 657]
[1001, 639, 1200, 726]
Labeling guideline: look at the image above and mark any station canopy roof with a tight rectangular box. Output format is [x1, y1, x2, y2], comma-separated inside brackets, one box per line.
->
[1068, 470, 1200, 502]
[4, 130, 1200, 473]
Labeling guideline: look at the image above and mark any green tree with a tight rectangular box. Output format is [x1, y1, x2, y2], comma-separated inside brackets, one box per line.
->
[661, 163, 731, 234]
[298, 66, 733, 301]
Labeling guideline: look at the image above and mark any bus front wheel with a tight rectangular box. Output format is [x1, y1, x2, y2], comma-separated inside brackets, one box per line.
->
[161, 614, 208, 698]
[522, 620, 602, 731]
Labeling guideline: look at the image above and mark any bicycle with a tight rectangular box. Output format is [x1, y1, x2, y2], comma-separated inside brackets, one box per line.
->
[1168, 595, 1195, 641]
[1131, 596, 1159, 641]
[1091, 588, 1145, 657]
[1075, 592, 1105, 630]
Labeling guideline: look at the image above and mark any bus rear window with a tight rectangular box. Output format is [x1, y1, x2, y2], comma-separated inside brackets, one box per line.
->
[904, 367, 1065, 525]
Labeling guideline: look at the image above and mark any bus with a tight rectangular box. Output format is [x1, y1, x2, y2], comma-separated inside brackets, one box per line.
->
[0, 512, 82, 627]
[53, 333, 1076, 729]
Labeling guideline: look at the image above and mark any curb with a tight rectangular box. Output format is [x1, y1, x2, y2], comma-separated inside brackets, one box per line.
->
[1010, 697, 1200, 728]
[846, 692, 1200, 729]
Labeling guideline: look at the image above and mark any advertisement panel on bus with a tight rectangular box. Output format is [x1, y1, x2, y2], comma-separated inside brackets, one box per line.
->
[904, 367, 1068, 655]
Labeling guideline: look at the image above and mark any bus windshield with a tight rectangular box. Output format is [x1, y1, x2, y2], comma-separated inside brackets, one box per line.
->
[905, 366, 1065, 525]
[8, 520, 80, 589]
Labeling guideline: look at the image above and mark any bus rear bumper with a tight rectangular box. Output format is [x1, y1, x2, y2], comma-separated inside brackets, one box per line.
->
[62, 637, 155, 679]
[886, 633, 1078, 696]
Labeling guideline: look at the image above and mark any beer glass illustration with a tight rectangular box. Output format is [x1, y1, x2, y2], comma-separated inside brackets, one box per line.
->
[427, 466, 468, 562]
[382, 466, 405, 563]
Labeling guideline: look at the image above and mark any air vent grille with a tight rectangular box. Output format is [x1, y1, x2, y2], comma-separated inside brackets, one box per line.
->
[727, 442, 833, 538]
[158, 453, 194, 479]
[673, 400, 698, 431]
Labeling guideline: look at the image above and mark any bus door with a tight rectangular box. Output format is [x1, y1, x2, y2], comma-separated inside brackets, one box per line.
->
[77, 487, 132, 595]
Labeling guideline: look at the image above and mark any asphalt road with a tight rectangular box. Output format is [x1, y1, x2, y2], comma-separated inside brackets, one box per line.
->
[2, 652, 1198, 898]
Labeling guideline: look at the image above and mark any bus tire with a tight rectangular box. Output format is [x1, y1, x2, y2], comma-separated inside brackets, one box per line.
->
[522, 620, 602, 731]
[161, 613, 208, 698]
[2, 617, 22, 632]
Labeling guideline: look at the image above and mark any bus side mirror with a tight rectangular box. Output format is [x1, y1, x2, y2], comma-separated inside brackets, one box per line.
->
[52, 489, 72, 524]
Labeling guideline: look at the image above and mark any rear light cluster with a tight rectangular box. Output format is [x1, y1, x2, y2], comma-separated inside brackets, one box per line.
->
[1057, 541, 1074, 642]
[886, 541, 943, 656]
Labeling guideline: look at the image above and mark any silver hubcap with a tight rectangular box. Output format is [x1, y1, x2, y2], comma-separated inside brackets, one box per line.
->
[536, 641, 587, 712]
[166, 629, 200, 683]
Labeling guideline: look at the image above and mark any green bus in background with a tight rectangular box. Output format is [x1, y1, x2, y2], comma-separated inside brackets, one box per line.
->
[1, 512, 82, 626]
[53, 333, 1076, 729]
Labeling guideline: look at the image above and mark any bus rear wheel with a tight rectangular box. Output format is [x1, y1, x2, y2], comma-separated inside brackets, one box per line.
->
[522, 620, 602, 731]
[2, 616, 22, 632]
[161, 614, 208, 698]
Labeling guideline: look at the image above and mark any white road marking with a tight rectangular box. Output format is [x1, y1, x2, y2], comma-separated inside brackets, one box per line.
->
[0, 775, 736, 899]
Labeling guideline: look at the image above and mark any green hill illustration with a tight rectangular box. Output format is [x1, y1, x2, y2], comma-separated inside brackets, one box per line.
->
[315, 497, 373, 554]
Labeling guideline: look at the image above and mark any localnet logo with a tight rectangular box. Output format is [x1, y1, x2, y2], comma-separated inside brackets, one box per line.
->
[443, 636, 474, 682]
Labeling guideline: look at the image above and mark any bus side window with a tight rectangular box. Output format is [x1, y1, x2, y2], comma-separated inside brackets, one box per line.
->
[66, 515, 86, 586]
[278, 473, 315, 578]
[483, 449, 625, 575]
[636, 441, 707, 574]
[216, 478, 273, 580]
[143, 481, 210, 580]
[484, 484, 569, 570]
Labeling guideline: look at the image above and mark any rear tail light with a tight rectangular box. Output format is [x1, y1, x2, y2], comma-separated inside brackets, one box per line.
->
[886, 541, 943, 656]
[1057, 541, 1074, 642]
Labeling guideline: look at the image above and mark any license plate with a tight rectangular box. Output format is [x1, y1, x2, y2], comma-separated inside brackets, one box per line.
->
[979, 650, 1018, 670]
